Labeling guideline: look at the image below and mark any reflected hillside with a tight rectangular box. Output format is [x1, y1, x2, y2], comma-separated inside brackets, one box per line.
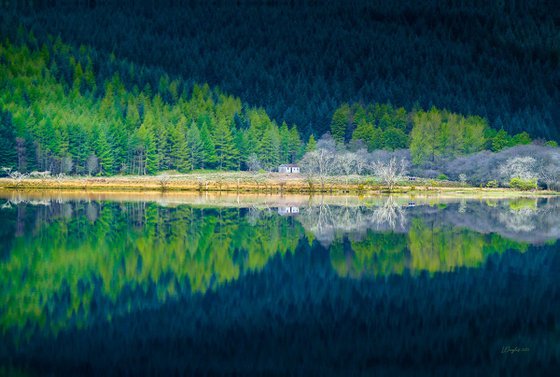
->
[0, 195, 558, 342]
[296, 197, 560, 246]
[296, 198, 559, 278]
[0, 201, 302, 340]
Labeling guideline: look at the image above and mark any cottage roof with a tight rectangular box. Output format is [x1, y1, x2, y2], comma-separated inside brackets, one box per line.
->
[279, 164, 299, 167]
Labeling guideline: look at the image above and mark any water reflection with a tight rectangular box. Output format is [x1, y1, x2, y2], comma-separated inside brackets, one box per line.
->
[0, 193, 559, 375]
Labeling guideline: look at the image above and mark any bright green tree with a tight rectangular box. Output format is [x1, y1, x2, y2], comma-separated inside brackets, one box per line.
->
[306, 134, 317, 153]
[169, 126, 191, 172]
[213, 119, 239, 170]
[382, 127, 408, 150]
[491, 129, 511, 152]
[186, 123, 204, 170]
[0, 111, 17, 169]
[96, 130, 114, 175]
[199, 122, 217, 168]
[330, 103, 350, 144]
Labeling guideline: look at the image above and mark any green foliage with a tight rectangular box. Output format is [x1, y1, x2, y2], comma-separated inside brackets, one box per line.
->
[509, 177, 537, 191]
[306, 134, 317, 153]
[486, 180, 498, 188]
[213, 119, 239, 170]
[0, 110, 17, 169]
[330, 103, 351, 144]
[382, 127, 408, 150]
[437, 174, 448, 181]
[410, 107, 488, 164]
[491, 129, 511, 152]
[0, 31, 303, 175]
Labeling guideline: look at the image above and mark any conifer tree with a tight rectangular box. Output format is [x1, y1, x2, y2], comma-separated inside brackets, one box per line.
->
[199, 122, 216, 169]
[0, 111, 17, 169]
[288, 126, 302, 162]
[186, 123, 204, 170]
[169, 126, 191, 172]
[279, 122, 291, 163]
[96, 130, 114, 175]
[306, 134, 317, 153]
[330, 104, 350, 144]
[213, 119, 238, 170]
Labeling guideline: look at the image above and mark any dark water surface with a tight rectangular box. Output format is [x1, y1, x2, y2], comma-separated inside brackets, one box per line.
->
[0, 193, 559, 376]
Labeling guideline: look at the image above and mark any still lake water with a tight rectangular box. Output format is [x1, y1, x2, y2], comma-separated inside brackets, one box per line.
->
[0, 192, 559, 376]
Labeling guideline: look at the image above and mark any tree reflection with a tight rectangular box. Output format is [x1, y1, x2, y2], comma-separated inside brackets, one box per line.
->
[0, 196, 558, 341]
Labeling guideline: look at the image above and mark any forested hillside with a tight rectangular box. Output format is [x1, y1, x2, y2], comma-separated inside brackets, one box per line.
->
[0, 27, 554, 177]
[2, 0, 558, 140]
[0, 30, 304, 174]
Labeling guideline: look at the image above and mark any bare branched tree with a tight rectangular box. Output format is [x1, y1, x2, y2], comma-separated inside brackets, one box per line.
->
[86, 155, 99, 176]
[158, 173, 171, 191]
[537, 155, 560, 190]
[499, 156, 537, 182]
[300, 148, 338, 191]
[2, 167, 29, 188]
[246, 153, 262, 172]
[371, 157, 408, 191]
[371, 196, 407, 230]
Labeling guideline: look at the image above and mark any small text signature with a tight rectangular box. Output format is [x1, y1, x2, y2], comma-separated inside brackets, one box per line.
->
[501, 346, 530, 355]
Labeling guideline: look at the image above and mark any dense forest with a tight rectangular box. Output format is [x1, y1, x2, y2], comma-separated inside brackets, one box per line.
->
[0, 30, 305, 174]
[1, 27, 554, 177]
[1, 0, 558, 140]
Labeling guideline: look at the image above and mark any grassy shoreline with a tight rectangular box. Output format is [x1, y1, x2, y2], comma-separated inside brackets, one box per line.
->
[0, 173, 557, 197]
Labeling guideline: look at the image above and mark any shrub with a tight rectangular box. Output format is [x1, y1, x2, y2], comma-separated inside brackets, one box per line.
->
[509, 177, 537, 191]
[437, 174, 448, 181]
[486, 180, 498, 188]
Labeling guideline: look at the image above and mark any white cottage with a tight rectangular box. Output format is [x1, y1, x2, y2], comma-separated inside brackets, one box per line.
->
[278, 206, 300, 216]
[278, 164, 300, 174]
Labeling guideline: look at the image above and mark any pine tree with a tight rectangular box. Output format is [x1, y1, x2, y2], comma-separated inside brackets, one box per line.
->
[145, 131, 158, 175]
[306, 134, 317, 153]
[233, 129, 248, 170]
[186, 123, 204, 170]
[288, 126, 302, 162]
[213, 119, 238, 170]
[199, 122, 216, 169]
[0, 111, 17, 169]
[260, 126, 280, 170]
[96, 130, 114, 175]
[109, 122, 128, 173]
[169, 126, 191, 172]
[330, 103, 350, 144]
[382, 127, 408, 150]
[279, 122, 290, 163]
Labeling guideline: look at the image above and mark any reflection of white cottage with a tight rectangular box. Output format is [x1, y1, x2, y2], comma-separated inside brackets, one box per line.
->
[278, 164, 300, 174]
[278, 206, 300, 216]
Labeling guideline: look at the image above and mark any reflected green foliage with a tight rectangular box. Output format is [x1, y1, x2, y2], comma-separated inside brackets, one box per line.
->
[0, 203, 302, 339]
[331, 232, 408, 278]
[0, 198, 545, 341]
[330, 220, 528, 279]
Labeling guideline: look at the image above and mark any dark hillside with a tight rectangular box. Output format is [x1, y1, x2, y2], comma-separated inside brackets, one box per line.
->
[3, 0, 559, 139]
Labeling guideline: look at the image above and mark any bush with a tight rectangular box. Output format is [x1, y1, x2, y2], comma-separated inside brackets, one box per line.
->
[486, 180, 498, 188]
[437, 174, 448, 181]
[427, 179, 438, 187]
[509, 177, 537, 191]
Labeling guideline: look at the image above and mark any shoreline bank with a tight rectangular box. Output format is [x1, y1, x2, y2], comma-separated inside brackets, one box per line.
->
[0, 174, 557, 198]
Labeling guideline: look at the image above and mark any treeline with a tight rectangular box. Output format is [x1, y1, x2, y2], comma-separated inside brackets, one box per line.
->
[329, 103, 554, 165]
[2, 0, 558, 140]
[0, 30, 305, 175]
